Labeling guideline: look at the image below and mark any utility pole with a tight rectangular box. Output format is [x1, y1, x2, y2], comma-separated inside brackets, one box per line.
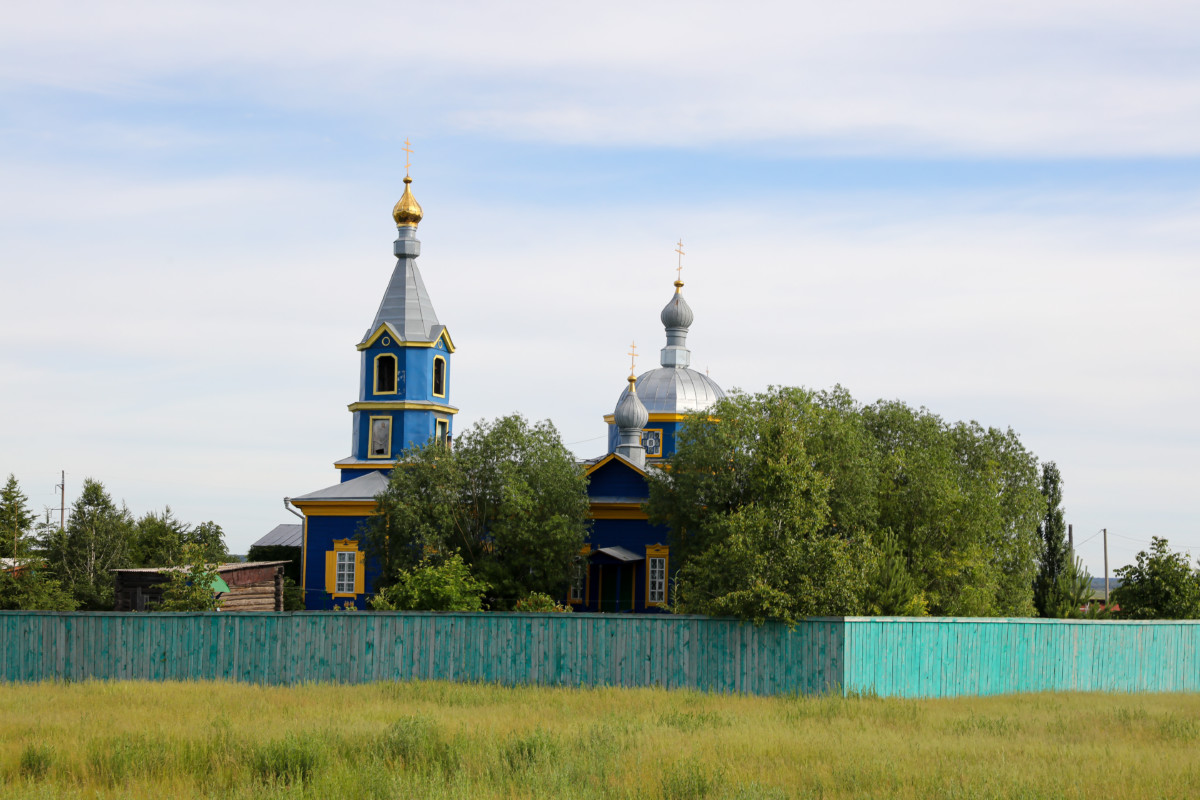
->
[1103, 528, 1109, 605]
[55, 470, 66, 533]
[1068, 523, 1073, 555]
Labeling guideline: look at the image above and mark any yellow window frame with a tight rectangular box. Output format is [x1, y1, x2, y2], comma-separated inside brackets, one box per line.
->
[325, 539, 365, 597]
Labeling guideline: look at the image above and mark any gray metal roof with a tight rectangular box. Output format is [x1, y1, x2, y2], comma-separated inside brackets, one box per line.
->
[291, 471, 390, 503]
[592, 546, 644, 562]
[616, 366, 726, 414]
[252, 524, 302, 548]
[362, 236, 443, 344]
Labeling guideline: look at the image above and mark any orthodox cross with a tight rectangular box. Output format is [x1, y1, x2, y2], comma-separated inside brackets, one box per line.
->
[403, 139, 414, 177]
[675, 239, 685, 282]
[628, 341, 638, 377]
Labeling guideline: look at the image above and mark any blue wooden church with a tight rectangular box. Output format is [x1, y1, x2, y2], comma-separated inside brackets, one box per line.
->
[288, 176, 723, 611]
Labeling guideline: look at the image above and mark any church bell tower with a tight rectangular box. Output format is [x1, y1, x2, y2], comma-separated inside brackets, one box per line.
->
[334, 170, 457, 481]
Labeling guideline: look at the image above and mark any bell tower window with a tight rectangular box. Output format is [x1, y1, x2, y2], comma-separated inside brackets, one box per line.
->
[369, 416, 392, 459]
[375, 354, 397, 394]
[433, 356, 447, 397]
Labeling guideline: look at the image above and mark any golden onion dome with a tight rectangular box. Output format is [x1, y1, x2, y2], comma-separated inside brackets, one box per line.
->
[392, 176, 423, 227]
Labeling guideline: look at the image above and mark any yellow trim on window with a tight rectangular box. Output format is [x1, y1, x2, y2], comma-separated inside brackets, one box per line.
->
[327, 539, 361, 598]
[432, 355, 447, 398]
[641, 427, 664, 458]
[373, 353, 399, 395]
[367, 415, 393, 459]
[646, 544, 669, 607]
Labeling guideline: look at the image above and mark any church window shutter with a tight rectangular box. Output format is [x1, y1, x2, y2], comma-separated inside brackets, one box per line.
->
[325, 551, 336, 593]
[354, 551, 366, 595]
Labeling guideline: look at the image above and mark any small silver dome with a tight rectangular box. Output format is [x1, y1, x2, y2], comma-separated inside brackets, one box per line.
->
[614, 377, 650, 429]
[660, 286, 694, 330]
[616, 366, 725, 415]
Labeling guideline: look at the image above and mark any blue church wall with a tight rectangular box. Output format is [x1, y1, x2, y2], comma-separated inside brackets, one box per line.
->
[302, 515, 382, 610]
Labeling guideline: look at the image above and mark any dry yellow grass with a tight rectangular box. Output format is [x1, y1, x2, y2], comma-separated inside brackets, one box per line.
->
[2, 681, 1199, 798]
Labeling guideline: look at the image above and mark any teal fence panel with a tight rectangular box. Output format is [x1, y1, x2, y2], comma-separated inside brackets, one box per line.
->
[842, 617, 1200, 697]
[0, 612, 845, 694]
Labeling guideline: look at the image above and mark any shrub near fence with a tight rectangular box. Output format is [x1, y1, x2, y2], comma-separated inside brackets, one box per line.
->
[2, 612, 1198, 697]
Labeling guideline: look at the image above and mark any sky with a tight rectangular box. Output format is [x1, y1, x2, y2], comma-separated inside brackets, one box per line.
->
[2, 1, 1199, 577]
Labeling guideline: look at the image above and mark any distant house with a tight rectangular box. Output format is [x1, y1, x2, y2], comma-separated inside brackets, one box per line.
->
[112, 561, 290, 612]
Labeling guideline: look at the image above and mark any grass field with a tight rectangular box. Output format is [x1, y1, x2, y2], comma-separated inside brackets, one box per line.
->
[2, 681, 1199, 799]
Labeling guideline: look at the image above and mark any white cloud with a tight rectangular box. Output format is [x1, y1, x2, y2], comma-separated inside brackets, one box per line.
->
[4, 1, 1200, 155]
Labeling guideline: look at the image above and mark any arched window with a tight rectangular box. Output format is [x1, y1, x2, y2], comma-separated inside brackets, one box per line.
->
[375, 354, 396, 394]
[433, 356, 447, 397]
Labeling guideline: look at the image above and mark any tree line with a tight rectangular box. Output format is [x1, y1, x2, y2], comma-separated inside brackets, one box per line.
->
[0, 475, 228, 611]
[366, 388, 1200, 622]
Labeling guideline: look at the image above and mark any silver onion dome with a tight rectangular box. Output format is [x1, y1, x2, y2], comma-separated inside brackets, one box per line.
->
[614, 376, 650, 430]
[660, 281, 695, 330]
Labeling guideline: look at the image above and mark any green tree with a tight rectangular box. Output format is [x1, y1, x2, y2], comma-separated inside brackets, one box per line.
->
[188, 521, 229, 563]
[0, 474, 35, 561]
[1051, 556, 1094, 619]
[864, 529, 927, 616]
[1032, 462, 1071, 617]
[1111, 537, 1200, 619]
[153, 543, 224, 612]
[862, 401, 1043, 616]
[365, 414, 591, 609]
[369, 552, 488, 611]
[131, 510, 228, 567]
[0, 559, 78, 611]
[41, 479, 134, 609]
[647, 387, 874, 624]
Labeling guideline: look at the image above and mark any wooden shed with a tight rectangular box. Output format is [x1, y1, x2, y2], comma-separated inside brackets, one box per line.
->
[112, 561, 290, 612]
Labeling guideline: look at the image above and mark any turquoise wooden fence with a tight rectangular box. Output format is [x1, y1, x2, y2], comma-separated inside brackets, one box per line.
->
[843, 617, 1200, 697]
[0, 612, 843, 695]
[3, 612, 1198, 696]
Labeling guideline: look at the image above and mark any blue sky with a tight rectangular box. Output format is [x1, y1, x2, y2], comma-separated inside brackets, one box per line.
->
[3, 0, 1199, 577]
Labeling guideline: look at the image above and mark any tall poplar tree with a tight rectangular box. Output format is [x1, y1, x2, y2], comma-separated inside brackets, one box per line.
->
[1033, 462, 1070, 617]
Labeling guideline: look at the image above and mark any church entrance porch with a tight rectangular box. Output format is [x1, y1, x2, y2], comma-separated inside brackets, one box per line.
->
[590, 546, 643, 613]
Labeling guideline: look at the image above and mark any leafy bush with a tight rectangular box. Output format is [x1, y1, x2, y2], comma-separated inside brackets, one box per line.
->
[1112, 537, 1200, 619]
[153, 543, 223, 612]
[512, 592, 573, 612]
[369, 552, 488, 611]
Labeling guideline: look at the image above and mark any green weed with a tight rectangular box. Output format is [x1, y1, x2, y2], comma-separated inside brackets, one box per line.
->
[18, 743, 53, 779]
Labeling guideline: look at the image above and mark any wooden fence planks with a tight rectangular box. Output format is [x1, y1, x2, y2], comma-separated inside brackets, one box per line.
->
[4, 613, 1199, 697]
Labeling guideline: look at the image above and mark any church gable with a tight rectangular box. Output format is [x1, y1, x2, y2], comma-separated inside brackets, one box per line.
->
[586, 454, 651, 501]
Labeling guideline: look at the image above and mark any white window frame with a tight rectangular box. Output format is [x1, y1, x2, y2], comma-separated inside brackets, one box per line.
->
[570, 558, 586, 603]
[336, 551, 356, 594]
[648, 556, 666, 604]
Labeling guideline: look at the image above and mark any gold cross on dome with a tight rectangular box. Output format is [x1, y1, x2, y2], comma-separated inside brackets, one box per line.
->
[674, 239, 685, 281]
[627, 341, 638, 376]
[402, 139, 414, 176]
